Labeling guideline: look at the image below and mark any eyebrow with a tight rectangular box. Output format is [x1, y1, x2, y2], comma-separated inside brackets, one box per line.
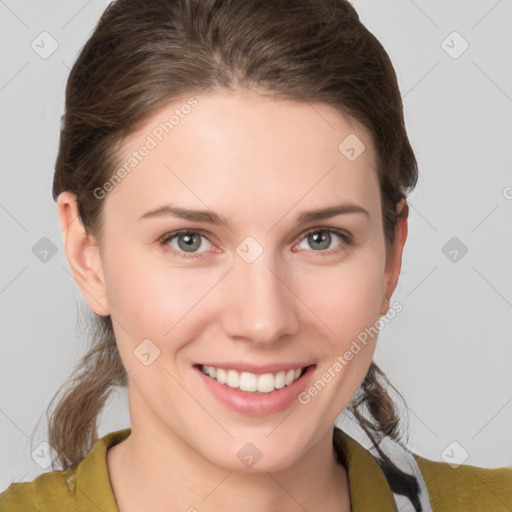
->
[137, 202, 370, 226]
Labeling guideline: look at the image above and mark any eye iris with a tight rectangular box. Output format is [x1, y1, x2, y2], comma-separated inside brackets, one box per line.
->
[308, 231, 331, 250]
[177, 233, 201, 252]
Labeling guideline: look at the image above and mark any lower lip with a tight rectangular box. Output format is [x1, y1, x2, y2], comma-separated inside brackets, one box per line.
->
[194, 364, 316, 416]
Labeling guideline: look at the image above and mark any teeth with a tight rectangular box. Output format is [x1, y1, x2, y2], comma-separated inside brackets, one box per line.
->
[200, 365, 306, 393]
[216, 368, 227, 384]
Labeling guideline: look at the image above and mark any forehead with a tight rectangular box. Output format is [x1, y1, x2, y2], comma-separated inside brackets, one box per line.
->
[104, 89, 380, 227]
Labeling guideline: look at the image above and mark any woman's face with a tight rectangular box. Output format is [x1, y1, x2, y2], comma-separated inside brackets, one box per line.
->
[66, 89, 406, 472]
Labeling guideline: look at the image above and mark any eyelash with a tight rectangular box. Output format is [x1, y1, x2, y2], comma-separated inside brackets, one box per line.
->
[158, 227, 353, 260]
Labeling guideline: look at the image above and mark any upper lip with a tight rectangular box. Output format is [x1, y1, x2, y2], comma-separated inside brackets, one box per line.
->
[196, 362, 315, 375]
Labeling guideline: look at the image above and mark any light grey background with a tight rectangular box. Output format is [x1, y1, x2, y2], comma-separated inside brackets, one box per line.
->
[1, 0, 511, 492]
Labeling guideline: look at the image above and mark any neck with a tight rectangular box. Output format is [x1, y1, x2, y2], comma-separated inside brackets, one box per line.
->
[107, 422, 350, 512]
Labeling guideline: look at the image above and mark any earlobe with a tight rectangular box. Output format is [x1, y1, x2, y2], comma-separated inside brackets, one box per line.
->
[381, 199, 409, 316]
[57, 192, 110, 316]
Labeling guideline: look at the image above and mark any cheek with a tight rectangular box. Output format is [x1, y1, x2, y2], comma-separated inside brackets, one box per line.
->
[295, 254, 384, 397]
[102, 245, 224, 348]
[296, 254, 385, 341]
[295, 265, 384, 416]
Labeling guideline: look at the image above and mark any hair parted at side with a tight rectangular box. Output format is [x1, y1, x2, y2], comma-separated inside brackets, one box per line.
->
[49, 0, 418, 478]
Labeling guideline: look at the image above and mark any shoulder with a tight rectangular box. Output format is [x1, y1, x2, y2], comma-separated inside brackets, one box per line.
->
[0, 467, 78, 511]
[0, 428, 130, 512]
[333, 426, 512, 512]
[414, 453, 512, 512]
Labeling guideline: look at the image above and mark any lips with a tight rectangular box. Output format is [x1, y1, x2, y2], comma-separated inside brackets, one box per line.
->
[194, 363, 317, 415]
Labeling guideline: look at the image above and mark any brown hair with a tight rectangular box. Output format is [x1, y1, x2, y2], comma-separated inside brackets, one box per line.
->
[49, 0, 418, 481]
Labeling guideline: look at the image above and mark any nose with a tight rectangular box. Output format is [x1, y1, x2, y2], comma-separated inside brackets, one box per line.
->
[219, 248, 300, 346]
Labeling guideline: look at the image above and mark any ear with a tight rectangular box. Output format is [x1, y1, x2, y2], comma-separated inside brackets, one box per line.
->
[57, 192, 110, 316]
[379, 199, 408, 316]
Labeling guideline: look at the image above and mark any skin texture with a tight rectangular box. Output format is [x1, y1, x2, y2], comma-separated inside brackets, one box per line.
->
[58, 89, 408, 512]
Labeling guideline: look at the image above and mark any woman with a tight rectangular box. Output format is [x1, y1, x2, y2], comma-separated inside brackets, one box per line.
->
[1, 0, 510, 511]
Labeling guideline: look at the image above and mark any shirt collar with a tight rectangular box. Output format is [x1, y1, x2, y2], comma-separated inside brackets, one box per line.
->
[74, 428, 128, 511]
[333, 427, 398, 511]
[74, 427, 397, 512]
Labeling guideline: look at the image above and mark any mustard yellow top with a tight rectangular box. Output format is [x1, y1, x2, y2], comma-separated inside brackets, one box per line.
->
[0, 428, 511, 511]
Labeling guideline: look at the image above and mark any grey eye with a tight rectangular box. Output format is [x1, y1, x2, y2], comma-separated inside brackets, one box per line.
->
[297, 230, 345, 252]
[307, 231, 332, 250]
[167, 232, 213, 253]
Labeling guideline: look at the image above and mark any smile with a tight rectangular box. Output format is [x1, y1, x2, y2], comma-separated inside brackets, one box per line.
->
[199, 364, 308, 394]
